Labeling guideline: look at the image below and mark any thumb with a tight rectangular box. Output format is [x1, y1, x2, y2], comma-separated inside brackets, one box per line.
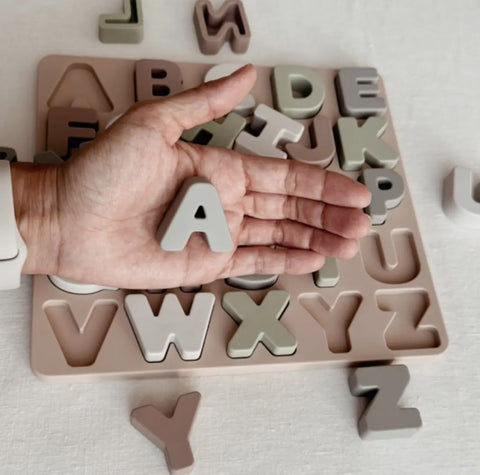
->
[139, 64, 256, 145]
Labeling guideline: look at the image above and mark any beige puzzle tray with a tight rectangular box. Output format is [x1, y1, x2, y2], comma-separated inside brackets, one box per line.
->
[31, 55, 448, 381]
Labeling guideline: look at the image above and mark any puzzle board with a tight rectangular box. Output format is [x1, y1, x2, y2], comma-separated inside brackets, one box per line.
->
[31, 54, 448, 381]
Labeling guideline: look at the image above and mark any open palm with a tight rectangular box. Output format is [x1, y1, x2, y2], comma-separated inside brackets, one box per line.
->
[53, 65, 371, 289]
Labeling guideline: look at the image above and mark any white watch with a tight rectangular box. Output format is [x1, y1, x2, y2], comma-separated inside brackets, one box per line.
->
[0, 160, 27, 289]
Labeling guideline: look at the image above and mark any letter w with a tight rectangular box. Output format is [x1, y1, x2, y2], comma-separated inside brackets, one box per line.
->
[124, 293, 215, 362]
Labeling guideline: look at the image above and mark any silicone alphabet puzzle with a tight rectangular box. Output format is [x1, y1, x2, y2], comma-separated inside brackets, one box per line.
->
[31, 55, 448, 381]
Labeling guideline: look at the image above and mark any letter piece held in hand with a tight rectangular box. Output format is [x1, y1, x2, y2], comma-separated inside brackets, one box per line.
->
[349, 364, 422, 439]
[158, 177, 234, 252]
[131, 392, 201, 475]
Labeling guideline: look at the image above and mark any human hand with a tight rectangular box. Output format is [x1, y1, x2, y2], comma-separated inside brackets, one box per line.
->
[12, 65, 371, 289]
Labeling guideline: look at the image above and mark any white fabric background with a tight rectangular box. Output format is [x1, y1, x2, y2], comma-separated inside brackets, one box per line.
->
[0, 0, 479, 473]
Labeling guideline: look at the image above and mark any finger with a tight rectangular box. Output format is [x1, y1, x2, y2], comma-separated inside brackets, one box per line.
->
[132, 64, 257, 145]
[221, 247, 326, 277]
[243, 192, 371, 238]
[238, 217, 359, 259]
[240, 155, 371, 208]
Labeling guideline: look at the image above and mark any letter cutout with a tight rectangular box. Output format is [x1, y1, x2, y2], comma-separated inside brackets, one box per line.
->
[158, 177, 233, 252]
[336, 67, 387, 118]
[182, 112, 247, 149]
[299, 292, 361, 353]
[285, 115, 335, 167]
[377, 290, 440, 350]
[204, 63, 255, 116]
[349, 365, 422, 439]
[135, 59, 183, 102]
[131, 392, 201, 474]
[124, 293, 215, 362]
[99, 0, 143, 44]
[47, 63, 114, 113]
[337, 117, 399, 171]
[360, 169, 405, 225]
[360, 230, 420, 284]
[443, 166, 480, 228]
[47, 107, 99, 159]
[0, 147, 17, 162]
[223, 290, 297, 358]
[272, 66, 326, 119]
[234, 104, 304, 159]
[43, 300, 118, 367]
[193, 0, 251, 54]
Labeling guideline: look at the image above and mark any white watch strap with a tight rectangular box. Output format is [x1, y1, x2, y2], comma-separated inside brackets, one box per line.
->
[0, 160, 27, 289]
[0, 160, 18, 259]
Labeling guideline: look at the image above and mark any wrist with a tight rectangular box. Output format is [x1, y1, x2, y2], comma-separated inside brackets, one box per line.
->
[10, 162, 60, 276]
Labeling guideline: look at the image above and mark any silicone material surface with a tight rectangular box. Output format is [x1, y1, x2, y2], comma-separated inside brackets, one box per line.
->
[193, 0, 250, 54]
[125, 293, 215, 362]
[222, 290, 297, 358]
[337, 117, 399, 171]
[30, 55, 447, 381]
[234, 104, 304, 159]
[99, 0, 143, 44]
[443, 166, 480, 228]
[336, 67, 387, 118]
[157, 177, 234, 252]
[349, 364, 422, 439]
[131, 392, 201, 474]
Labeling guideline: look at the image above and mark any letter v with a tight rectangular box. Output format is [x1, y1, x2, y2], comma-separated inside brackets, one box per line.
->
[131, 392, 201, 474]
[43, 300, 118, 367]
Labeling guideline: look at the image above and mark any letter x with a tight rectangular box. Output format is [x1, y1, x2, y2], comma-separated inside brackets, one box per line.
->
[222, 290, 297, 358]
